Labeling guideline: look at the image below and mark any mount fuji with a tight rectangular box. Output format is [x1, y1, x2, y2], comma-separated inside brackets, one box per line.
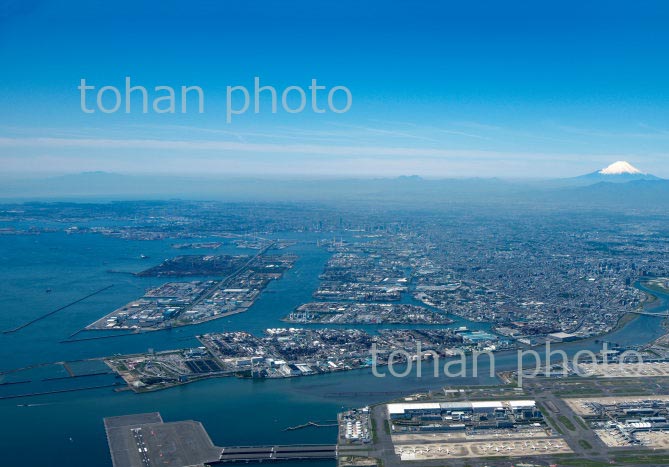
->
[576, 161, 661, 183]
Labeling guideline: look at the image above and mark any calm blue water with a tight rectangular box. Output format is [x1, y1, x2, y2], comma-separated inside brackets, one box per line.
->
[0, 231, 667, 467]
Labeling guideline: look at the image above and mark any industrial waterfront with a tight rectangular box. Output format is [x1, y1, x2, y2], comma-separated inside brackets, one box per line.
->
[2, 226, 669, 467]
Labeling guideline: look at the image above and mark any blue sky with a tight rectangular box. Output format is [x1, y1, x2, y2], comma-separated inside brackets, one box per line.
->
[1, 0, 668, 178]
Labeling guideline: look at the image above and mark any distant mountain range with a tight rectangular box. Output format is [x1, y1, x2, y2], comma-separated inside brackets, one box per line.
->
[0, 162, 666, 210]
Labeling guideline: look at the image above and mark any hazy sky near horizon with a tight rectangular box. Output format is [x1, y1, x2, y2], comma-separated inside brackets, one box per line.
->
[1, 0, 669, 178]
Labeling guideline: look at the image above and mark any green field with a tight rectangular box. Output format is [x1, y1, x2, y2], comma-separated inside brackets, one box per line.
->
[579, 439, 593, 450]
[558, 415, 577, 431]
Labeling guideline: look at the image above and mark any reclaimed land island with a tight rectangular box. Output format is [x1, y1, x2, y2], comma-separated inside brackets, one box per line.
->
[86, 246, 296, 331]
[104, 327, 513, 392]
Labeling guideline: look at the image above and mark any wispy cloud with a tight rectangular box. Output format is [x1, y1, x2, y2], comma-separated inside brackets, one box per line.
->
[0, 135, 613, 161]
[365, 119, 491, 141]
[326, 122, 443, 143]
[553, 123, 669, 139]
[0, 135, 488, 157]
[0, 135, 653, 166]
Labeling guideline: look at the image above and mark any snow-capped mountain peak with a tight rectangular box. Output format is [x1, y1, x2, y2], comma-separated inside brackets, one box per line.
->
[572, 161, 659, 183]
[598, 161, 644, 175]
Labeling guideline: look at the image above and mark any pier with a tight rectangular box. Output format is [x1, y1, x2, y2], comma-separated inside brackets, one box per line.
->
[283, 420, 338, 431]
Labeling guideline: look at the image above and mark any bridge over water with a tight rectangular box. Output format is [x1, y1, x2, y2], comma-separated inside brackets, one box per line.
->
[210, 444, 337, 463]
[629, 310, 669, 317]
